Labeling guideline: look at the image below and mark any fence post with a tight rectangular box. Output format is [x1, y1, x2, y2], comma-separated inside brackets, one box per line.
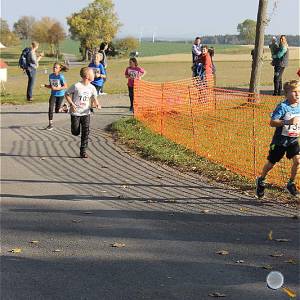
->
[160, 83, 164, 135]
[252, 103, 257, 179]
[188, 85, 196, 152]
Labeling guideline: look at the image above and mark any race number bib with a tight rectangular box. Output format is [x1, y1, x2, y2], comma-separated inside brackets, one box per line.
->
[129, 71, 138, 79]
[50, 79, 61, 88]
[282, 113, 300, 137]
[282, 124, 300, 137]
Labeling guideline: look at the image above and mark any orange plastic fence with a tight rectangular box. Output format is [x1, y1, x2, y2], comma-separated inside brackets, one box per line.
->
[134, 77, 299, 188]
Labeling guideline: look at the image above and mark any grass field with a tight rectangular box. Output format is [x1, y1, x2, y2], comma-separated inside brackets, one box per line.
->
[1, 42, 299, 104]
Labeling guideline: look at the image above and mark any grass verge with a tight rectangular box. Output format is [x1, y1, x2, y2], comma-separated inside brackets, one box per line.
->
[109, 117, 298, 207]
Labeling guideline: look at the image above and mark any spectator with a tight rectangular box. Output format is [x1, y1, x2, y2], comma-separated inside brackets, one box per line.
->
[192, 37, 202, 77]
[25, 41, 43, 101]
[99, 42, 109, 94]
[272, 35, 289, 96]
[125, 57, 145, 112]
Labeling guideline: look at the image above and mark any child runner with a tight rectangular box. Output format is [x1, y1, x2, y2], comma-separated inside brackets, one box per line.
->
[65, 67, 100, 158]
[88, 53, 106, 96]
[256, 80, 300, 198]
[42, 62, 68, 130]
[125, 57, 145, 112]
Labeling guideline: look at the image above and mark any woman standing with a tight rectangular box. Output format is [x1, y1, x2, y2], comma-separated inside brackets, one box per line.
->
[272, 35, 289, 96]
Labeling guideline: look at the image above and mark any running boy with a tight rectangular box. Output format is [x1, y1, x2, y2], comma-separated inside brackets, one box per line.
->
[88, 53, 106, 95]
[65, 67, 100, 158]
[256, 80, 300, 198]
[42, 62, 68, 130]
[125, 57, 145, 112]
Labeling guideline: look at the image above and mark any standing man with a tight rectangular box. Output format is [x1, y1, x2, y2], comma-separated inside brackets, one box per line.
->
[25, 41, 43, 102]
[192, 37, 202, 77]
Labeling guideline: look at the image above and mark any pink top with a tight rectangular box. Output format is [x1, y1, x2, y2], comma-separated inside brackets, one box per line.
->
[125, 66, 145, 87]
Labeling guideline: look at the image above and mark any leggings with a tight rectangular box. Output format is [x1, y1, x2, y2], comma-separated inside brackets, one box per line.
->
[48, 95, 64, 121]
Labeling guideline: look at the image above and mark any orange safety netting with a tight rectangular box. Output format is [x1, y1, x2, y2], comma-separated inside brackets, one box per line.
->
[134, 77, 299, 188]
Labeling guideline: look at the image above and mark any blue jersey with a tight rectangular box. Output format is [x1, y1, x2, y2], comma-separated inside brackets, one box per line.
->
[271, 99, 300, 146]
[49, 73, 66, 97]
[88, 62, 106, 87]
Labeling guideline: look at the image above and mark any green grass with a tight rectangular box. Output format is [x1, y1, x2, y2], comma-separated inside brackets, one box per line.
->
[137, 41, 250, 57]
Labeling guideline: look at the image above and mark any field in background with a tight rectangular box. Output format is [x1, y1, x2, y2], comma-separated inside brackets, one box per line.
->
[1, 42, 299, 104]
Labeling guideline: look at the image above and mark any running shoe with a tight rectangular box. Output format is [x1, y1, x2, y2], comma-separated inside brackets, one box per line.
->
[46, 124, 53, 131]
[255, 177, 266, 198]
[286, 181, 299, 197]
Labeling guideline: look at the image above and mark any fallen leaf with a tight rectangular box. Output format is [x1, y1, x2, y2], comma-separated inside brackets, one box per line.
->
[216, 250, 229, 255]
[53, 249, 62, 253]
[156, 176, 163, 179]
[201, 209, 210, 214]
[146, 200, 158, 203]
[29, 240, 39, 244]
[284, 259, 298, 265]
[9, 248, 22, 253]
[100, 190, 107, 193]
[239, 207, 249, 212]
[235, 260, 245, 264]
[208, 292, 226, 297]
[191, 167, 197, 170]
[262, 265, 273, 270]
[268, 230, 273, 241]
[111, 242, 126, 248]
[270, 253, 284, 257]
[40, 157, 46, 160]
[72, 219, 82, 223]
[282, 287, 297, 298]
[121, 185, 128, 189]
[274, 238, 291, 242]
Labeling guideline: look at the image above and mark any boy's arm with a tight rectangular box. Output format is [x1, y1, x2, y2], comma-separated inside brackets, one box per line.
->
[65, 94, 77, 112]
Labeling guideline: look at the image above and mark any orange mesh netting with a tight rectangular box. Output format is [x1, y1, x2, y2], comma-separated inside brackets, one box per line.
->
[134, 77, 299, 188]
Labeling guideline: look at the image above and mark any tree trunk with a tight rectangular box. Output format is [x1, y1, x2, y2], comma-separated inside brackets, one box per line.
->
[249, 0, 268, 97]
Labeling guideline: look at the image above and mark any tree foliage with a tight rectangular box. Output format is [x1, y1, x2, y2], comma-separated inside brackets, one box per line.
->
[31, 17, 65, 55]
[115, 37, 139, 56]
[237, 19, 257, 44]
[13, 16, 35, 40]
[67, 0, 121, 60]
[0, 18, 19, 46]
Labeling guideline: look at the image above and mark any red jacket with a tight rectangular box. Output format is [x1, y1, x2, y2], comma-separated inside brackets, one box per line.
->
[200, 53, 213, 77]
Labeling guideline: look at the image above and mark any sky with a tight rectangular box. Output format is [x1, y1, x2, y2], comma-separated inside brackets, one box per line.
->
[1, 0, 299, 39]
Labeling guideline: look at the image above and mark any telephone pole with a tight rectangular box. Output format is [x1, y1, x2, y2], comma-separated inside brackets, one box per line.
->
[249, 0, 269, 95]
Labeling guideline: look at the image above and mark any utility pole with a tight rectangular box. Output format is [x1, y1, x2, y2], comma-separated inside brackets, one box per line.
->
[249, 0, 269, 95]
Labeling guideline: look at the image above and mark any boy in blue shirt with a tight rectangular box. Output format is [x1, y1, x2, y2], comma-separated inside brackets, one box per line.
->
[256, 80, 300, 198]
[42, 63, 68, 130]
[88, 53, 106, 96]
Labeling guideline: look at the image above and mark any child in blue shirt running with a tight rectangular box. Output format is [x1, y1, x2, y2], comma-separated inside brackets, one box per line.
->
[42, 62, 68, 130]
[256, 80, 300, 198]
[88, 53, 106, 96]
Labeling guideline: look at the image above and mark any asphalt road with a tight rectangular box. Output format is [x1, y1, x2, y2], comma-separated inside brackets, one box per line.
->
[1, 95, 299, 300]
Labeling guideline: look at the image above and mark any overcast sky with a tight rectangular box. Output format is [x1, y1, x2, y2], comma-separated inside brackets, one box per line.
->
[1, 0, 299, 38]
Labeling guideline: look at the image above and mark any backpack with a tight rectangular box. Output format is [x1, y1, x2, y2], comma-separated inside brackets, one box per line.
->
[18, 48, 31, 69]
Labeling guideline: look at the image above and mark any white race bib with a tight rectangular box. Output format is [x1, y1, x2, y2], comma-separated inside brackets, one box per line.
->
[50, 79, 61, 88]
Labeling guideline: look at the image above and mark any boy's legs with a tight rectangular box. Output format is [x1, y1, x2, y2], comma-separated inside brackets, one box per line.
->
[80, 115, 90, 156]
[71, 116, 81, 136]
[286, 144, 300, 196]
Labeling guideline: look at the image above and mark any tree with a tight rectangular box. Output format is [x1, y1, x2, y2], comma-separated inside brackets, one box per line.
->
[67, 0, 121, 60]
[237, 19, 257, 44]
[13, 16, 35, 40]
[0, 18, 19, 46]
[116, 37, 139, 56]
[249, 0, 269, 96]
[31, 17, 56, 44]
[48, 22, 66, 57]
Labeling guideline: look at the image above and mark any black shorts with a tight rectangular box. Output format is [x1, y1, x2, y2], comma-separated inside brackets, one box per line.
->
[267, 142, 300, 164]
[91, 84, 102, 95]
